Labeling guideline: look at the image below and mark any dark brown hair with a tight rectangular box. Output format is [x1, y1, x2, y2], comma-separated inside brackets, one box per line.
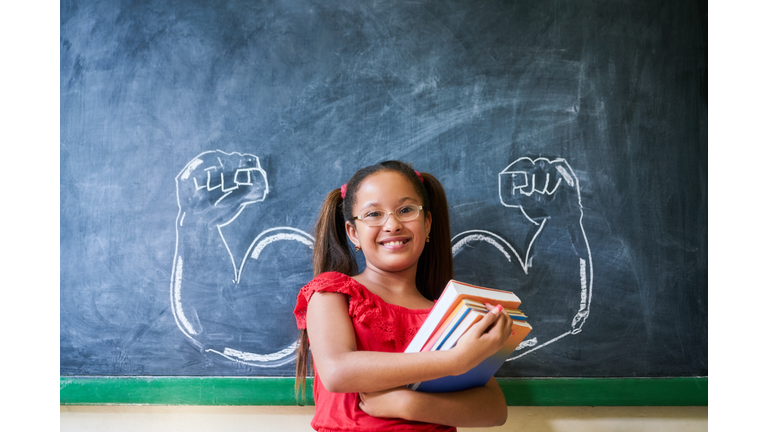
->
[294, 161, 454, 401]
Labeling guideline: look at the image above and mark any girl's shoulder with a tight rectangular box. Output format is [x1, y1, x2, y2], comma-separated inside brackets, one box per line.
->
[296, 271, 364, 300]
[294, 272, 364, 329]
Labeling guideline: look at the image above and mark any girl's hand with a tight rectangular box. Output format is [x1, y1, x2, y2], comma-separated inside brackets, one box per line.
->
[451, 304, 515, 374]
[358, 387, 413, 419]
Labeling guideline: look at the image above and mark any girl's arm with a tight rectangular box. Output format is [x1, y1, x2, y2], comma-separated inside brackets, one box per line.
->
[358, 379, 508, 427]
[306, 291, 514, 394]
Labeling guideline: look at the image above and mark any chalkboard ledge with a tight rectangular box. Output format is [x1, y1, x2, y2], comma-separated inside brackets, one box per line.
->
[60, 376, 707, 406]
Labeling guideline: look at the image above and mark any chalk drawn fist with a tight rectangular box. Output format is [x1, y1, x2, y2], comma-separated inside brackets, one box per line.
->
[176, 150, 269, 226]
[498, 157, 582, 224]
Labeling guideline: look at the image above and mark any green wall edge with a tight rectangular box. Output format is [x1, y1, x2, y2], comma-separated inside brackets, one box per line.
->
[60, 376, 707, 406]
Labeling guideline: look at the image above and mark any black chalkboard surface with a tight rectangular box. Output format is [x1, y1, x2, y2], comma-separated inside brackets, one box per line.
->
[60, 0, 707, 382]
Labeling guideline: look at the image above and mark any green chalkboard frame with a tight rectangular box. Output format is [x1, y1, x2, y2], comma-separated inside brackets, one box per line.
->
[60, 376, 707, 406]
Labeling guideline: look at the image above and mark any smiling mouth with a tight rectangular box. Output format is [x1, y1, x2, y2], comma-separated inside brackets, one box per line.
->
[381, 240, 409, 246]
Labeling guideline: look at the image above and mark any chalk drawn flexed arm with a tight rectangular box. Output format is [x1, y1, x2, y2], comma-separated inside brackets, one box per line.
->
[171, 151, 269, 340]
[498, 157, 592, 332]
[170, 150, 313, 369]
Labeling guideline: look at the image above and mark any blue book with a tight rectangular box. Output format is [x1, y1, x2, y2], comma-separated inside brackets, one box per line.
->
[410, 319, 532, 392]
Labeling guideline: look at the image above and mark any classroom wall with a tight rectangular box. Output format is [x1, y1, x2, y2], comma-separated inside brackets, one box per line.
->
[60, 405, 707, 431]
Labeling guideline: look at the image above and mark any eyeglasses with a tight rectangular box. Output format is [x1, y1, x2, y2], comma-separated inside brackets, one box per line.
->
[352, 204, 423, 227]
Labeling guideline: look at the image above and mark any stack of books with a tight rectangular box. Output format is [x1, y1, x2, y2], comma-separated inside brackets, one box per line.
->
[405, 280, 531, 392]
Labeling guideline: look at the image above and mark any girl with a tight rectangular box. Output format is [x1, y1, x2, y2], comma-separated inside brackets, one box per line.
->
[294, 160, 514, 431]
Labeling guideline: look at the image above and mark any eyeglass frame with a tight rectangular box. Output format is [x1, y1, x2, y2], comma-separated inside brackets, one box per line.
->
[351, 204, 424, 227]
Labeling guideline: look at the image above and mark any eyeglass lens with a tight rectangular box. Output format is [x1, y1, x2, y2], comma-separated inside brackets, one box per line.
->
[359, 205, 420, 226]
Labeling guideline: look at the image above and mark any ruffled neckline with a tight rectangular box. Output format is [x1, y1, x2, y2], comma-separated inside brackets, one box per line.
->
[342, 273, 435, 314]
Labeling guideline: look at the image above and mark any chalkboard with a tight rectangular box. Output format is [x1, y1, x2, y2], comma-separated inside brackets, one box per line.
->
[60, 0, 707, 384]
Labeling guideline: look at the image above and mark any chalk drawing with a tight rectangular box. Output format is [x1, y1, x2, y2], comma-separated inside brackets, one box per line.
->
[452, 157, 593, 360]
[170, 150, 314, 368]
[169, 152, 590, 368]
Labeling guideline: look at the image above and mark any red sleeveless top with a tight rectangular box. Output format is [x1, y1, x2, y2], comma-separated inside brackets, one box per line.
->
[294, 272, 456, 432]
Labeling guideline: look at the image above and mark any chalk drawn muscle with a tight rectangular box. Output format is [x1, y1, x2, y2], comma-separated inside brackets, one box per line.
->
[452, 157, 593, 361]
[170, 150, 314, 367]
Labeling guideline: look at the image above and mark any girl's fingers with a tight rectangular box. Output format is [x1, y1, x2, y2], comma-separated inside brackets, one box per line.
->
[463, 307, 499, 339]
[483, 306, 513, 339]
[461, 304, 514, 350]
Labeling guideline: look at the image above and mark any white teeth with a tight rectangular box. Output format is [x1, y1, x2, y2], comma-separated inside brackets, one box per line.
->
[383, 241, 404, 246]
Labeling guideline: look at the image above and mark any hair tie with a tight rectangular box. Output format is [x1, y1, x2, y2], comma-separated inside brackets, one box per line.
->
[414, 170, 424, 183]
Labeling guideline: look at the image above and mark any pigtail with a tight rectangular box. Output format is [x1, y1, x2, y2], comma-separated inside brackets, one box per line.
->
[416, 172, 454, 301]
[294, 329, 311, 404]
[313, 188, 358, 276]
[295, 187, 358, 403]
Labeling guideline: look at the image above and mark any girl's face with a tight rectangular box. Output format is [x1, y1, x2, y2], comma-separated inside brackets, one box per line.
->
[345, 171, 432, 275]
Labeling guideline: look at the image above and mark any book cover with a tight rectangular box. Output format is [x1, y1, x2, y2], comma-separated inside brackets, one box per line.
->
[422, 302, 469, 351]
[428, 300, 477, 351]
[433, 308, 486, 351]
